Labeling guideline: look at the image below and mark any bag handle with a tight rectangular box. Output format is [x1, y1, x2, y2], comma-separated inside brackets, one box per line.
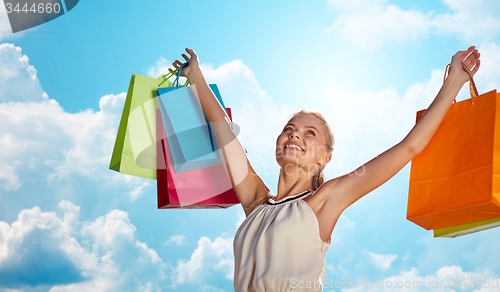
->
[443, 62, 479, 105]
[157, 62, 190, 87]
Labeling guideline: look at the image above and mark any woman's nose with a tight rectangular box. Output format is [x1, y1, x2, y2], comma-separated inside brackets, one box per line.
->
[289, 131, 300, 139]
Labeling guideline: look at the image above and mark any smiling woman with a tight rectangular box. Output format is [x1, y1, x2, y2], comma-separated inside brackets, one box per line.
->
[169, 46, 481, 292]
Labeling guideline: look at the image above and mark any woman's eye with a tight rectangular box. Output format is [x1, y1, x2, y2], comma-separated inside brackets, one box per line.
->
[307, 130, 315, 136]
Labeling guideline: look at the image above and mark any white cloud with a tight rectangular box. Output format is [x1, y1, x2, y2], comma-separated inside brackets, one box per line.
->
[326, 0, 386, 12]
[146, 56, 188, 86]
[325, 215, 361, 281]
[326, 4, 431, 50]
[341, 265, 498, 292]
[47, 92, 126, 182]
[146, 56, 171, 78]
[434, 0, 500, 42]
[0, 160, 21, 191]
[128, 181, 151, 202]
[164, 234, 187, 247]
[0, 43, 46, 102]
[331, 215, 355, 244]
[325, 0, 500, 50]
[0, 43, 149, 196]
[0, 92, 127, 189]
[473, 41, 500, 93]
[368, 252, 397, 271]
[462, 228, 500, 273]
[172, 236, 234, 285]
[200, 285, 227, 292]
[0, 201, 167, 291]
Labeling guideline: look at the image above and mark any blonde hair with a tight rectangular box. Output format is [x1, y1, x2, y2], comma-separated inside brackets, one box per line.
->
[249, 108, 335, 211]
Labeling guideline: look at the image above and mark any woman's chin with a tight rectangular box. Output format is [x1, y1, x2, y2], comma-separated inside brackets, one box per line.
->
[276, 155, 301, 165]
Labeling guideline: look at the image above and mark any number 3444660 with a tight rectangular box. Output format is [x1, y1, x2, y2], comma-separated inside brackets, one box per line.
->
[5, 2, 62, 14]
[443, 278, 499, 289]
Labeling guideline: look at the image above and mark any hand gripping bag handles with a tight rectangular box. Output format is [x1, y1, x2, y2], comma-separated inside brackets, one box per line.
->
[109, 69, 187, 179]
[407, 62, 500, 236]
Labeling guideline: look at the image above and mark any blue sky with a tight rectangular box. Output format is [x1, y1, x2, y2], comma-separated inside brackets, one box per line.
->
[1, 0, 500, 291]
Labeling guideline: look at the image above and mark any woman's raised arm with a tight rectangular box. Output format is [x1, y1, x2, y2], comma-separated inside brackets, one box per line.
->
[320, 46, 481, 215]
[170, 49, 271, 216]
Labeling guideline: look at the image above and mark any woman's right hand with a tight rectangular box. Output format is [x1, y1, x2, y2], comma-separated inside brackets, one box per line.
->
[447, 46, 481, 85]
[169, 48, 200, 79]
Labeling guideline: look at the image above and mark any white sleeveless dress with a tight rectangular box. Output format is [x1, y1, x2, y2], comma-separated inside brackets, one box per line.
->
[233, 190, 331, 292]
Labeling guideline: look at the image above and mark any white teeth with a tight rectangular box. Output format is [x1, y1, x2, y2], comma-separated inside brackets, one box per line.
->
[285, 144, 303, 151]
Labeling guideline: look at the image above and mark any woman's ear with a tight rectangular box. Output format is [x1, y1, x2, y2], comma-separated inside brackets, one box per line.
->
[319, 152, 332, 166]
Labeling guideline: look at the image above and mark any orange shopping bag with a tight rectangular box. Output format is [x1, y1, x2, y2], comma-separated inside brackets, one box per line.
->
[407, 63, 500, 230]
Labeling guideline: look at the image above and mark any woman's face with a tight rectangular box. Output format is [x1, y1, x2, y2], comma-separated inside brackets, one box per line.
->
[275, 114, 331, 174]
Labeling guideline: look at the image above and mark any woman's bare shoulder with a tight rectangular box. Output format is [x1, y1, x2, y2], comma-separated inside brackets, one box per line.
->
[304, 178, 342, 213]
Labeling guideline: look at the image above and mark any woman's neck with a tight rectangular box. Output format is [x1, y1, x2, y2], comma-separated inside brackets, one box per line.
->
[276, 168, 313, 200]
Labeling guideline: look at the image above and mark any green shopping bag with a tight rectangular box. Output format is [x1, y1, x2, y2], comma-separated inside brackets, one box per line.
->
[433, 217, 500, 238]
[109, 71, 187, 179]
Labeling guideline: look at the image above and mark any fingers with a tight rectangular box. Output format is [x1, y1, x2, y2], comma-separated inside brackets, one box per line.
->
[171, 59, 183, 69]
[463, 49, 478, 66]
[169, 59, 182, 74]
[185, 48, 196, 56]
[471, 59, 481, 76]
[185, 48, 199, 62]
[464, 49, 480, 72]
[168, 48, 197, 73]
[457, 46, 475, 58]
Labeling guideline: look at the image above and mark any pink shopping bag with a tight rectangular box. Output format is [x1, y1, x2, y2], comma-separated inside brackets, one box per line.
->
[156, 108, 240, 209]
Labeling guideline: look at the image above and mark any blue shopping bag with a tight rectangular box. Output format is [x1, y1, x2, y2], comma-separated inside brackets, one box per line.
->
[157, 84, 229, 173]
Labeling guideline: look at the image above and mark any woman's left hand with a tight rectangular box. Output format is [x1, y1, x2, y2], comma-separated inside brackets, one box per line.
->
[169, 48, 200, 79]
[448, 46, 481, 85]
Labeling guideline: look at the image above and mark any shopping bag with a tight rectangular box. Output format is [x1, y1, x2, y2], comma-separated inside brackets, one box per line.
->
[109, 71, 185, 179]
[156, 108, 240, 208]
[433, 216, 500, 238]
[157, 84, 229, 173]
[407, 63, 500, 230]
